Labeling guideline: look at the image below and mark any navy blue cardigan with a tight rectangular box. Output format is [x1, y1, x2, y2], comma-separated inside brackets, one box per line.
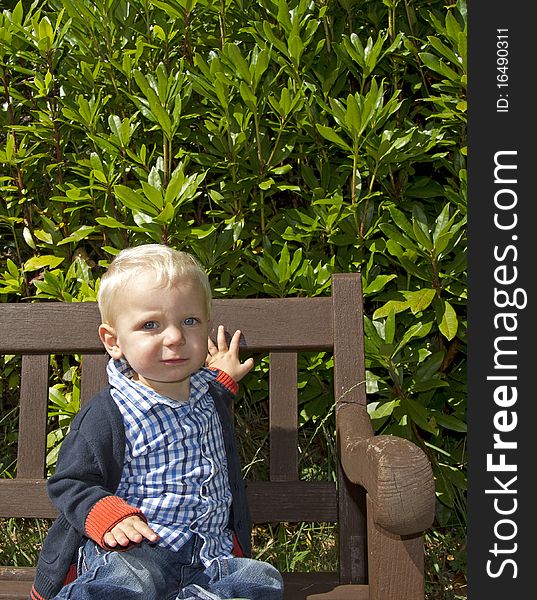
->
[31, 377, 251, 600]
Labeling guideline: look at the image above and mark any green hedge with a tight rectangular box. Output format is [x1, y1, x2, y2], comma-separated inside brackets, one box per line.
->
[1, 0, 467, 527]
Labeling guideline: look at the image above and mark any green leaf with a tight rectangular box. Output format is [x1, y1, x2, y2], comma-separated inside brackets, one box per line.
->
[224, 43, 252, 84]
[6, 259, 20, 278]
[239, 81, 257, 112]
[258, 254, 279, 284]
[403, 288, 436, 314]
[154, 202, 175, 224]
[23, 227, 36, 250]
[436, 299, 458, 340]
[166, 170, 205, 206]
[276, 0, 292, 32]
[379, 223, 418, 252]
[384, 309, 395, 344]
[419, 52, 461, 83]
[114, 185, 158, 216]
[288, 33, 304, 65]
[363, 316, 384, 349]
[148, 0, 183, 19]
[373, 298, 409, 319]
[411, 206, 433, 250]
[427, 35, 462, 68]
[289, 246, 303, 277]
[434, 412, 467, 433]
[33, 230, 54, 244]
[402, 398, 439, 435]
[412, 379, 449, 392]
[345, 93, 361, 133]
[278, 243, 290, 282]
[252, 48, 270, 89]
[24, 255, 65, 272]
[96, 216, 142, 230]
[363, 274, 396, 295]
[369, 399, 399, 420]
[415, 351, 445, 381]
[315, 125, 351, 152]
[58, 226, 97, 245]
[133, 71, 172, 136]
[141, 182, 164, 210]
[395, 321, 434, 354]
[108, 114, 132, 147]
[386, 205, 415, 239]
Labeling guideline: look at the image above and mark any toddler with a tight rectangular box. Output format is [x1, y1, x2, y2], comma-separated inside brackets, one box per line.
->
[30, 244, 284, 600]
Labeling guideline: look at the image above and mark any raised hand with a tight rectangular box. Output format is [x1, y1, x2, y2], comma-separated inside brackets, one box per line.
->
[206, 325, 254, 383]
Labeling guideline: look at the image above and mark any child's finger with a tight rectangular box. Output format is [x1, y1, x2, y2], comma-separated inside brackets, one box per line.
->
[207, 335, 217, 355]
[107, 529, 131, 547]
[103, 532, 118, 548]
[134, 521, 159, 543]
[217, 324, 228, 351]
[243, 357, 254, 373]
[228, 330, 242, 353]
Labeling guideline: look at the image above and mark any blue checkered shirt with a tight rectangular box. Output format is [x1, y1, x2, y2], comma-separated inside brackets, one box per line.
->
[107, 359, 234, 565]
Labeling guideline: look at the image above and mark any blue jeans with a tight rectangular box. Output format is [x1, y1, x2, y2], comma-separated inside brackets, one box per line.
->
[51, 535, 284, 600]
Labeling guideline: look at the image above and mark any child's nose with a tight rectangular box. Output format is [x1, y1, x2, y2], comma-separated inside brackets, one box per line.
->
[164, 325, 185, 346]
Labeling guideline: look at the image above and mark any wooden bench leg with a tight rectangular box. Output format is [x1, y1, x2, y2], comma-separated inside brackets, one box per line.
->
[367, 496, 425, 600]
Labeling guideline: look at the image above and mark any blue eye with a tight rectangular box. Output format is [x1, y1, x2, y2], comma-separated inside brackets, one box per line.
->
[184, 317, 199, 326]
[142, 321, 159, 330]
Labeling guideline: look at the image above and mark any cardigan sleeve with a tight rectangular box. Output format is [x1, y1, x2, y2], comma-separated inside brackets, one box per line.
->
[47, 393, 146, 548]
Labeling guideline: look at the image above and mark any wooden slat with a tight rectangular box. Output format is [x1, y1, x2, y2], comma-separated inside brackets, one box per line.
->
[366, 495, 424, 600]
[0, 299, 333, 354]
[247, 481, 337, 523]
[0, 571, 370, 600]
[0, 303, 103, 353]
[337, 469, 368, 584]
[0, 579, 35, 600]
[332, 275, 367, 409]
[269, 353, 298, 481]
[0, 567, 35, 580]
[81, 353, 110, 404]
[284, 577, 369, 600]
[197, 298, 334, 351]
[16, 355, 49, 479]
[0, 480, 56, 518]
[0, 567, 35, 581]
[282, 573, 369, 600]
[332, 274, 368, 584]
[0, 479, 337, 522]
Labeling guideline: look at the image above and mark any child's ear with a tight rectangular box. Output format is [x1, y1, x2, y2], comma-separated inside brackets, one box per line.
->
[99, 324, 123, 359]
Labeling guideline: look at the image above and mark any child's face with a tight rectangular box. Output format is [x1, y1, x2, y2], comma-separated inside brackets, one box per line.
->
[99, 272, 209, 401]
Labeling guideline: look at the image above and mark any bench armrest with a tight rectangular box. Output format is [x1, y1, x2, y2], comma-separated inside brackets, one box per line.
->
[338, 403, 435, 537]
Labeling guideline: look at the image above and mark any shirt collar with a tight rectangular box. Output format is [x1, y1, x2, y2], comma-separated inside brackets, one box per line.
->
[107, 358, 215, 412]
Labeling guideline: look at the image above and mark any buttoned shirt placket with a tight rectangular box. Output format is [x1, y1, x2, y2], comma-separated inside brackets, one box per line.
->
[108, 359, 234, 565]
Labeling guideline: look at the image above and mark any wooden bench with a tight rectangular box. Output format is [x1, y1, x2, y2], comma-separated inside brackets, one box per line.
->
[0, 273, 435, 600]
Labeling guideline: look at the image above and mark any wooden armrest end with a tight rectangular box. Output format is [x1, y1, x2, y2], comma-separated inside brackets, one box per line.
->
[338, 404, 435, 536]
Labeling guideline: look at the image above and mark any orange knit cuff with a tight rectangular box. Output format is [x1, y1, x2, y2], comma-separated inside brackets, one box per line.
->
[31, 586, 45, 600]
[209, 368, 239, 395]
[85, 495, 146, 548]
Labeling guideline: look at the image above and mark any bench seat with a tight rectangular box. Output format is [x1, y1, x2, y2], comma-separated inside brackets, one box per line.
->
[0, 569, 370, 600]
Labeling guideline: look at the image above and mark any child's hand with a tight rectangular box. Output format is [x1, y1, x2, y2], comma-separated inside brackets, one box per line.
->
[103, 515, 159, 549]
[206, 326, 254, 383]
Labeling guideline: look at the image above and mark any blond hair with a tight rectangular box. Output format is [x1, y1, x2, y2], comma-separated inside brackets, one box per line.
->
[97, 244, 212, 324]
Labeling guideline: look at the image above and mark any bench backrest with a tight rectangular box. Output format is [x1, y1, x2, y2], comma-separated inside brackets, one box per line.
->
[0, 273, 368, 583]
